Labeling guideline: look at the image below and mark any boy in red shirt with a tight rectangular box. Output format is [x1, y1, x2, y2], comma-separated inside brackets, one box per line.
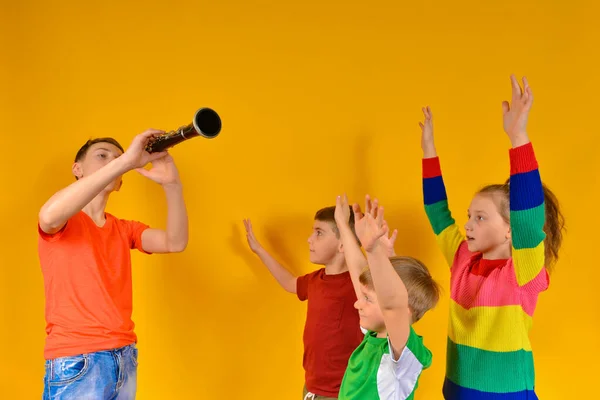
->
[243, 206, 397, 399]
[38, 130, 189, 400]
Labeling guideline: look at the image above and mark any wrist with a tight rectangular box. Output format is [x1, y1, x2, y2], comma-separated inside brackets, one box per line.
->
[337, 221, 352, 232]
[365, 242, 384, 255]
[422, 143, 437, 158]
[162, 180, 183, 191]
[255, 246, 267, 256]
[510, 133, 530, 148]
[365, 244, 389, 260]
[510, 133, 529, 148]
[116, 154, 137, 172]
[112, 156, 135, 174]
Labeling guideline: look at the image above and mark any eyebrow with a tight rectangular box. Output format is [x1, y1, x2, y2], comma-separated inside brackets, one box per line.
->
[469, 210, 489, 215]
[95, 147, 122, 155]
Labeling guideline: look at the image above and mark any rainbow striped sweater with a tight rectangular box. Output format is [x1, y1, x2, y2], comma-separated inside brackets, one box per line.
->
[422, 142, 548, 400]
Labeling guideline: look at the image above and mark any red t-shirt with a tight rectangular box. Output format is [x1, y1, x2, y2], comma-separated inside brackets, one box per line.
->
[296, 269, 363, 397]
[37, 211, 150, 360]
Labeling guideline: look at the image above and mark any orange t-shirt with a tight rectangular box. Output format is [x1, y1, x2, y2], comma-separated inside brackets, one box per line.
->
[37, 210, 151, 360]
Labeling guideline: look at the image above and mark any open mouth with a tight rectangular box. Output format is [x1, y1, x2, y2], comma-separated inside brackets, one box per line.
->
[466, 236, 474, 241]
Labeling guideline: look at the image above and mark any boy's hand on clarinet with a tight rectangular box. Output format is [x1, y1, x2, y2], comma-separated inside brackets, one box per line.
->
[135, 153, 181, 187]
[354, 196, 398, 257]
[122, 129, 168, 170]
[354, 195, 391, 253]
[502, 75, 533, 147]
[419, 106, 437, 158]
[243, 219, 263, 254]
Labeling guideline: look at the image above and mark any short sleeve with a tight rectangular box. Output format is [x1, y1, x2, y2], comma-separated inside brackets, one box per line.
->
[38, 221, 68, 242]
[296, 273, 310, 301]
[121, 219, 151, 254]
[38, 212, 81, 242]
[389, 328, 432, 382]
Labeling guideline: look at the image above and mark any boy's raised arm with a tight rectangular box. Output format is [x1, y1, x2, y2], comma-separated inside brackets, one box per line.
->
[243, 219, 297, 294]
[355, 202, 411, 359]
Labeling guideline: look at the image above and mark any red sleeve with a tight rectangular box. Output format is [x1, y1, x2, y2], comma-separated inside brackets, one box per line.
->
[422, 156, 442, 178]
[37, 213, 78, 242]
[122, 220, 151, 254]
[38, 222, 67, 242]
[509, 142, 538, 175]
[296, 272, 311, 301]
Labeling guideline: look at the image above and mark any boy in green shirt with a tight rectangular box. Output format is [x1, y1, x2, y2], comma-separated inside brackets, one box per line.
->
[334, 194, 441, 400]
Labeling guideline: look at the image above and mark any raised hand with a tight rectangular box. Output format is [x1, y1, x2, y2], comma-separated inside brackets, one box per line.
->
[418, 106, 437, 158]
[354, 195, 390, 252]
[380, 225, 398, 257]
[502, 75, 533, 147]
[335, 194, 352, 226]
[354, 195, 397, 256]
[243, 219, 263, 254]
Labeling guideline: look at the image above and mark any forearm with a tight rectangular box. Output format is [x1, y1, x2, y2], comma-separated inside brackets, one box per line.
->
[338, 224, 367, 282]
[254, 247, 297, 293]
[422, 156, 455, 234]
[365, 246, 408, 310]
[422, 139, 437, 159]
[422, 155, 465, 266]
[38, 157, 132, 232]
[510, 133, 530, 148]
[163, 182, 188, 252]
[508, 141, 546, 286]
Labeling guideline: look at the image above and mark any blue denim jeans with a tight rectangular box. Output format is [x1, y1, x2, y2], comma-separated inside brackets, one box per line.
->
[42, 343, 138, 400]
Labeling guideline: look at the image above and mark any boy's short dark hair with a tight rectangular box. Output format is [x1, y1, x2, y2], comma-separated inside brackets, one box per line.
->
[74, 138, 124, 163]
[314, 206, 360, 244]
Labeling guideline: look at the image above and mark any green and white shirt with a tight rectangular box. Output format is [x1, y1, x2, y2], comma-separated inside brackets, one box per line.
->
[338, 326, 432, 400]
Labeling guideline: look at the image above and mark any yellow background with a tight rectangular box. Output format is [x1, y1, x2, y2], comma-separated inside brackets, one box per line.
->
[1, 0, 598, 398]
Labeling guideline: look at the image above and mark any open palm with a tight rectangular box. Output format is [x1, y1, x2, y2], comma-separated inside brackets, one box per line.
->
[419, 106, 434, 150]
[354, 196, 390, 252]
[353, 196, 397, 256]
[243, 219, 263, 253]
[502, 75, 533, 140]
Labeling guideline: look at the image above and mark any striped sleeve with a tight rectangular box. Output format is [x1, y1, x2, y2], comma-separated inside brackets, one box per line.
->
[423, 157, 465, 268]
[509, 142, 547, 287]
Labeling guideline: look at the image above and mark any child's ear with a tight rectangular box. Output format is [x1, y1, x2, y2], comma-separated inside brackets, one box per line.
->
[338, 241, 344, 253]
[506, 227, 512, 241]
[408, 307, 415, 324]
[72, 162, 82, 179]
